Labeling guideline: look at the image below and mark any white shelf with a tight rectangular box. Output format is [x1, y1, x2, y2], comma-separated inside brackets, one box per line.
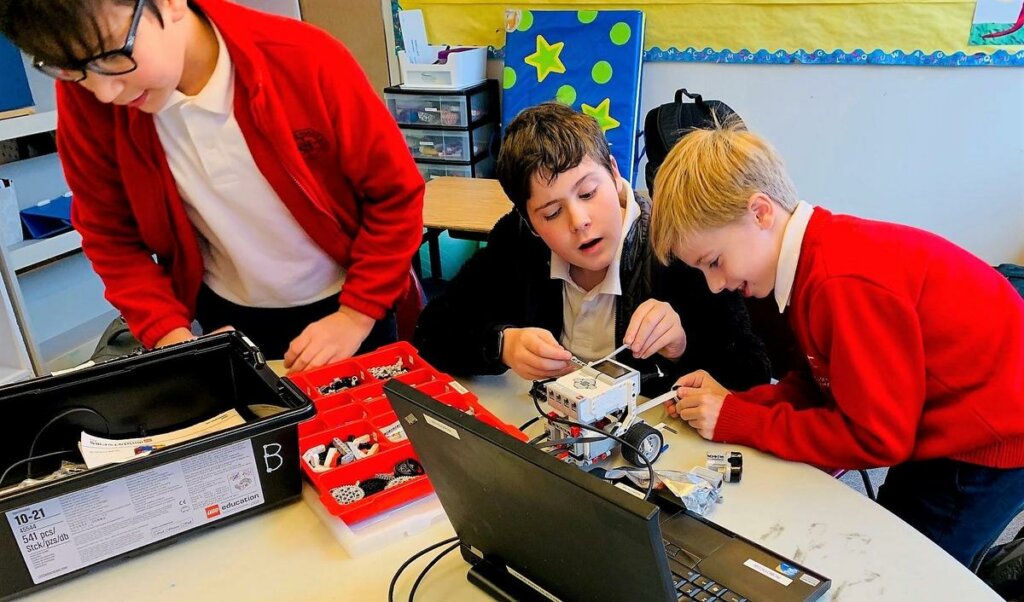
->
[0, 365, 32, 386]
[9, 230, 82, 272]
[0, 110, 57, 143]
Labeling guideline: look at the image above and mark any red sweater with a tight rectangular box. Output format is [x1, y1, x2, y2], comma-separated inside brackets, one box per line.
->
[57, 0, 424, 348]
[715, 208, 1024, 470]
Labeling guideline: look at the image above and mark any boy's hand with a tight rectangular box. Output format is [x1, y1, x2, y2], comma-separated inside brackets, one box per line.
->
[155, 325, 235, 349]
[285, 306, 375, 374]
[666, 370, 729, 439]
[624, 299, 687, 360]
[155, 327, 195, 348]
[501, 327, 574, 381]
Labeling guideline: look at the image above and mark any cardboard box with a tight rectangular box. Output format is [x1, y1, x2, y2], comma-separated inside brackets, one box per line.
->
[0, 179, 23, 246]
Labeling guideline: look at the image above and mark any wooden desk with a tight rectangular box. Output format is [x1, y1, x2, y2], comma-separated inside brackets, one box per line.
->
[420, 177, 512, 279]
[24, 371, 1001, 601]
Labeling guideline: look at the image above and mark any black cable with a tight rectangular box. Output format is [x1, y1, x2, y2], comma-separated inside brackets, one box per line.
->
[527, 431, 549, 446]
[388, 536, 459, 602]
[640, 363, 666, 383]
[409, 541, 461, 601]
[518, 416, 540, 431]
[27, 407, 110, 475]
[532, 395, 656, 500]
[0, 450, 76, 488]
[859, 469, 876, 500]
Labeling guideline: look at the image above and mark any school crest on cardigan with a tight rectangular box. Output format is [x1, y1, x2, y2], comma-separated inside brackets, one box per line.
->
[294, 128, 328, 158]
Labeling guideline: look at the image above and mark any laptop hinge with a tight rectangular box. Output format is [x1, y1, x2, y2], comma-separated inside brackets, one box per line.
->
[466, 558, 560, 602]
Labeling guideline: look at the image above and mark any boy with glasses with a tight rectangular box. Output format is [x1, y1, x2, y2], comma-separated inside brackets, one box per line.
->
[0, 0, 424, 371]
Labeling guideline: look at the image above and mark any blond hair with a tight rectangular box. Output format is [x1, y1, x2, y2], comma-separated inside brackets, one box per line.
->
[650, 115, 798, 264]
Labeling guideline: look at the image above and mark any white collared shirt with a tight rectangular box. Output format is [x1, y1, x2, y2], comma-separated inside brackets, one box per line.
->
[774, 201, 815, 313]
[154, 24, 344, 308]
[551, 180, 641, 362]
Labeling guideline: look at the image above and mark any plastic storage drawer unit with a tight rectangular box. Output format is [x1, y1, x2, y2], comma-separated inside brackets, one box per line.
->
[403, 122, 495, 162]
[417, 155, 495, 181]
[385, 82, 495, 128]
[0, 333, 314, 599]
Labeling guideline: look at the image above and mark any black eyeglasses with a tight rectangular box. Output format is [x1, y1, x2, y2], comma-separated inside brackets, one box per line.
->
[32, 0, 147, 82]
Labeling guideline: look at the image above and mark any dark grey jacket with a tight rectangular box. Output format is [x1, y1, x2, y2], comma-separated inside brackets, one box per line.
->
[414, 194, 771, 394]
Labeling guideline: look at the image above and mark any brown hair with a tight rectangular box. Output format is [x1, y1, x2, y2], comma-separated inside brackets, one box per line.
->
[496, 101, 614, 215]
[0, 0, 165, 70]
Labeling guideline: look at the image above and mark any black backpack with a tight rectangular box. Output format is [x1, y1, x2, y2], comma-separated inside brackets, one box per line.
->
[643, 88, 743, 195]
[89, 316, 143, 364]
[997, 263, 1024, 298]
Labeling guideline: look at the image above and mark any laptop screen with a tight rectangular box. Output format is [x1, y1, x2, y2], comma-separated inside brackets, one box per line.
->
[384, 379, 677, 601]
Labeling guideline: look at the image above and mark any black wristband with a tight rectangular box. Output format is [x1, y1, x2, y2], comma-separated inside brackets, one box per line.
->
[485, 324, 513, 364]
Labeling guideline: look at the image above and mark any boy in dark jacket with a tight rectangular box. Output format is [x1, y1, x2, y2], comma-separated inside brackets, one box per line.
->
[415, 102, 769, 393]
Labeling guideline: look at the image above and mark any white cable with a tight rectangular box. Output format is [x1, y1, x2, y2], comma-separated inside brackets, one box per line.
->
[591, 344, 629, 366]
[636, 390, 677, 416]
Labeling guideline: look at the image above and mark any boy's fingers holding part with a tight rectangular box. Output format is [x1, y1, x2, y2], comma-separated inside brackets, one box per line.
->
[672, 384, 702, 400]
[524, 355, 570, 374]
[530, 331, 572, 360]
[623, 303, 650, 345]
[674, 370, 709, 390]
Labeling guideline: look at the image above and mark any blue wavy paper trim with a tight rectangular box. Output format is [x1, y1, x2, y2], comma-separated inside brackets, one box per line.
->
[486, 45, 1023, 66]
[645, 47, 1024, 66]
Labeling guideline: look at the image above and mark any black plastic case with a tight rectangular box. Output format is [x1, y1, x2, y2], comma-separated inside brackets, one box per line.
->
[0, 332, 314, 599]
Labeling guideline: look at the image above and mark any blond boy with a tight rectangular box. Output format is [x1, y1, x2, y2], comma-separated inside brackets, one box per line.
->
[649, 119, 1024, 569]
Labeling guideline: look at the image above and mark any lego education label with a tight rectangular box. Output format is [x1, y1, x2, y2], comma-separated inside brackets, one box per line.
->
[743, 558, 793, 586]
[424, 414, 460, 440]
[6, 440, 264, 585]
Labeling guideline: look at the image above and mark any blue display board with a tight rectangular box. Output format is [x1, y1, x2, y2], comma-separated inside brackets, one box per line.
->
[502, 10, 645, 184]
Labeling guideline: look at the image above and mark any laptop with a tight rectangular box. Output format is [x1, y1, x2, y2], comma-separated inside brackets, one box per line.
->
[384, 380, 830, 602]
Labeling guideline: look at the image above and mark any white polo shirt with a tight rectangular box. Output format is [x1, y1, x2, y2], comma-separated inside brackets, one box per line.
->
[551, 181, 641, 362]
[154, 24, 344, 308]
[774, 201, 815, 313]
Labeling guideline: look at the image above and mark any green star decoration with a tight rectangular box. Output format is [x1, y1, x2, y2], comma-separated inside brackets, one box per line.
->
[582, 98, 620, 133]
[524, 34, 566, 83]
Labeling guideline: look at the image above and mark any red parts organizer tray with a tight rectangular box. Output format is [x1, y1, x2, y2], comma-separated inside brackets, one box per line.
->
[288, 342, 524, 524]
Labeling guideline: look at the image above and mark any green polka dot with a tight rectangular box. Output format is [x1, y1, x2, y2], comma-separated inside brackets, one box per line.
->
[591, 61, 613, 84]
[503, 66, 517, 89]
[610, 22, 631, 45]
[555, 85, 577, 106]
[577, 10, 598, 24]
[518, 10, 533, 31]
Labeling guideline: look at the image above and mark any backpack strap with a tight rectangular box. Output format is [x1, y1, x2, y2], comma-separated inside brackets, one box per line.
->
[676, 88, 704, 106]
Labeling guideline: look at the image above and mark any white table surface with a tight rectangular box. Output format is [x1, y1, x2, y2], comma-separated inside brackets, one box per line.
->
[23, 372, 999, 601]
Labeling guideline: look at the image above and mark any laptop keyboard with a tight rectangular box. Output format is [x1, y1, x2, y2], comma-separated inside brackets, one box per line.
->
[666, 540, 748, 602]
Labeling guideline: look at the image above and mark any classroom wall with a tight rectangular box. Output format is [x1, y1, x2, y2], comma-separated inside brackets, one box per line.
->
[480, 59, 1024, 266]
[638, 62, 1024, 266]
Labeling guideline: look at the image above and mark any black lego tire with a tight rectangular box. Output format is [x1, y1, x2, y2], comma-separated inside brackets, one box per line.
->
[621, 422, 664, 467]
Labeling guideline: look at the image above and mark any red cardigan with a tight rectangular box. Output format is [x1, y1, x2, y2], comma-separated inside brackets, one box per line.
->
[715, 208, 1024, 470]
[57, 0, 424, 347]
